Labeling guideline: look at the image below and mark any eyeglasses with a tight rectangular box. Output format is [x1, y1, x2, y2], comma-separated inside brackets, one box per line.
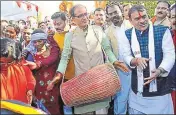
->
[74, 13, 88, 18]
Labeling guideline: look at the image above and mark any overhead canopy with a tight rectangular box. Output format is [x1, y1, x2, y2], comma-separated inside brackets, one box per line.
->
[1, 1, 38, 21]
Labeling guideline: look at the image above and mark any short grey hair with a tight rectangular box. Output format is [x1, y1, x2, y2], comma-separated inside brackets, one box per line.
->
[69, 4, 87, 17]
[128, 5, 146, 19]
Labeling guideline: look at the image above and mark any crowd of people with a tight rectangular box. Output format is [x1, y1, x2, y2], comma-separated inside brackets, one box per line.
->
[0, 1, 176, 115]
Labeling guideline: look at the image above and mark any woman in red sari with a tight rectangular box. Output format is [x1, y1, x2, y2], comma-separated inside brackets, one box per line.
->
[0, 38, 36, 104]
[24, 29, 62, 114]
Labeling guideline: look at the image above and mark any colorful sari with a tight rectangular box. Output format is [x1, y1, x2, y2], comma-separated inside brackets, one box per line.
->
[0, 57, 36, 104]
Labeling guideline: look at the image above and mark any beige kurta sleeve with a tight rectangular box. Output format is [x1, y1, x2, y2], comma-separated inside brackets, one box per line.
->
[101, 32, 117, 64]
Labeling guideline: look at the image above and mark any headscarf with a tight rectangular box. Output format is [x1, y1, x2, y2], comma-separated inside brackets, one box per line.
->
[25, 32, 48, 55]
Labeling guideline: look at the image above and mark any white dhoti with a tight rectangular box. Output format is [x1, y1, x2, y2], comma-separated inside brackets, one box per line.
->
[128, 90, 174, 114]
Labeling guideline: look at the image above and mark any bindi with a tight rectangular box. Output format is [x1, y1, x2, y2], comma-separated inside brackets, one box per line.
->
[138, 12, 142, 20]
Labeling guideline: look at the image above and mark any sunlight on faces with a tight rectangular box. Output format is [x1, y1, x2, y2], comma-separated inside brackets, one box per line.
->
[53, 18, 66, 33]
[72, 6, 89, 29]
[94, 10, 106, 26]
[170, 7, 176, 30]
[107, 5, 123, 26]
[156, 2, 169, 19]
[129, 10, 149, 31]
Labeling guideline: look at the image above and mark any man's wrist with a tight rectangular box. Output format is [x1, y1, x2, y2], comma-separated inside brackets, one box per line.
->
[52, 72, 63, 85]
[130, 58, 138, 67]
[113, 61, 119, 66]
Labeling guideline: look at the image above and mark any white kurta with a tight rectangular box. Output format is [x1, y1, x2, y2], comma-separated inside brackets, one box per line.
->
[106, 22, 132, 114]
[129, 90, 174, 114]
[121, 27, 175, 114]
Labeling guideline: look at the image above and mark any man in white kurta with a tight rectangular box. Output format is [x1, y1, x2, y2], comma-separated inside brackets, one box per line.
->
[122, 5, 175, 114]
[105, 3, 132, 114]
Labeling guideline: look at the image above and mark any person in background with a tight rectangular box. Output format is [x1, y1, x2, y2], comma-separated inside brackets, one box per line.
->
[24, 29, 62, 114]
[151, 1, 171, 27]
[105, 14, 112, 28]
[3, 24, 22, 57]
[9, 20, 17, 25]
[169, 3, 176, 114]
[51, 11, 75, 115]
[123, 3, 133, 29]
[27, 16, 38, 31]
[69, 17, 77, 32]
[17, 19, 26, 43]
[1, 20, 8, 38]
[44, 16, 53, 28]
[105, 2, 132, 114]
[122, 5, 175, 114]
[51, 12, 75, 81]
[4, 24, 20, 41]
[170, 3, 176, 46]
[0, 38, 36, 105]
[18, 19, 26, 31]
[44, 16, 55, 34]
[21, 26, 33, 49]
[38, 21, 48, 33]
[93, 8, 107, 31]
[123, 3, 132, 20]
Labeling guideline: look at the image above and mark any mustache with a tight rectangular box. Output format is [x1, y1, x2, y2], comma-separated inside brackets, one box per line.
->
[139, 22, 148, 26]
[112, 16, 121, 20]
[56, 28, 64, 31]
[157, 11, 163, 14]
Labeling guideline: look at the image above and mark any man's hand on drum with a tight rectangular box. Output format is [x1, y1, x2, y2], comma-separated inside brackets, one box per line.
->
[113, 61, 130, 72]
[47, 72, 63, 91]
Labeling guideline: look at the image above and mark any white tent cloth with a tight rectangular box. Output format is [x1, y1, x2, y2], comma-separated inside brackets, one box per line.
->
[1, 1, 38, 21]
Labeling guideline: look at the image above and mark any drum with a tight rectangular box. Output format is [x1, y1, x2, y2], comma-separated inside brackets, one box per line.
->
[60, 63, 121, 107]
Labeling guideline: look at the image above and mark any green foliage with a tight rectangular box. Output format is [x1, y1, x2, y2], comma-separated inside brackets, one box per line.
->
[107, 1, 176, 18]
